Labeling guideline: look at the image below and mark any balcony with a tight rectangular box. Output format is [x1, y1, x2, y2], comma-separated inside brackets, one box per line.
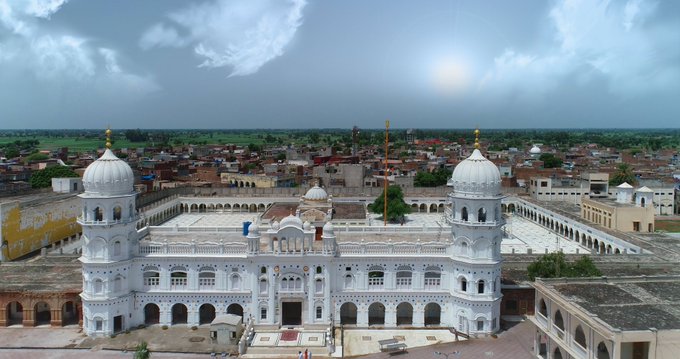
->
[143, 277, 159, 287]
[395, 278, 412, 290]
[368, 278, 384, 290]
[424, 278, 441, 290]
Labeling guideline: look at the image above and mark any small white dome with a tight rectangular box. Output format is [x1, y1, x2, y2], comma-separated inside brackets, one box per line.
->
[617, 182, 634, 189]
[271, 221, 280, 230]
[82, 149, 135, 196]
[323, 221, 335, 233]
[303, 221, 312, 230]
[530, 145, 541, 154]
[450, 149, 501, 197]
[248, 222, 259, 234]
[280, 214, 303, 229]
[304, 184, 328, 201]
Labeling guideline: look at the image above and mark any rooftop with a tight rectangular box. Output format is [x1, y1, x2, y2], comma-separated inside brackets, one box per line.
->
[540, 276, 680, 331]
[0, 255, 82, 292]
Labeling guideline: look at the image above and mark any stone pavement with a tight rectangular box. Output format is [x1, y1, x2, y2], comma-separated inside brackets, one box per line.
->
[341, 329, 459, 357]
[354, 319, 534, 359]
[0, 349, 212, 359]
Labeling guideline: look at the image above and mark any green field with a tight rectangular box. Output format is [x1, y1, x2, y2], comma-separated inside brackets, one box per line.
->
[655, 220, 680, 233]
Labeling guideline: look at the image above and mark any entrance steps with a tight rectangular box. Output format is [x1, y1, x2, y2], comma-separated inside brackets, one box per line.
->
[242, 347, 330, 358]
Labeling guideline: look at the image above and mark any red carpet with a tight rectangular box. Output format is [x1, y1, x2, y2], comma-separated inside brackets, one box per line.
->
[280, 330, 299, 341]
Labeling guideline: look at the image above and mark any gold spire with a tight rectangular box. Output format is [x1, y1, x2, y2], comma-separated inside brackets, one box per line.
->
[474, 128, 480, 149]
[105, 127, 112, 149]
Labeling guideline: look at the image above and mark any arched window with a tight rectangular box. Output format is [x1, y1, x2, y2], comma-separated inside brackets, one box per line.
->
[260, 266, 267, 274]
[93, 278, 103, 294]
[396, 266, 412, 289]
[460, 277, 467, 292]
[478, 207, 487, 222]
[199, 268, 216, 288]
[574, 325, 587, 349]
[478, 280, 485, 294]
[597, 342, 610, 359]
[230, 274, 241, 290]
[113, 241, 121, 256]
[344, 274, 354, 289]
[259, 278, 267, 294]
[554, 310, 565, 331]
[368, 266, 385, 289]
[94, 207, 103, 222]
[316, 266, 322, 274]
[539, 298, 547, 317]
[113, 206, 122, 221]
[170, 267, 188, 288]
[424, 267, 441, 289]
[143, 270, 160, 287]
[94, 317, 103, 331]
[461, 207, 468, 221]
[315, 278, 323, 293]
[316, 305, 323, 320]
[461, 241, 468, 255]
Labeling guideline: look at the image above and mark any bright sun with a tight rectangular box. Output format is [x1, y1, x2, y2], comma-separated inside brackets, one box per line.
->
[431, 58, 471, 96]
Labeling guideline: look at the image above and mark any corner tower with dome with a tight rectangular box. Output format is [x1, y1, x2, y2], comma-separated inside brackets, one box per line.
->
[447, 129, 504, 333]
[78, 129, 138, 336]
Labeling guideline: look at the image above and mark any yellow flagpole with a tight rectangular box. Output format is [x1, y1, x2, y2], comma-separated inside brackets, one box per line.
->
[384, 120, 390, 226]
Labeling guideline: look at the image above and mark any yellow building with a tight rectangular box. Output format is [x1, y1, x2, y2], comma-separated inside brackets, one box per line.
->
[580, 183, 655, 233]
[0, 192, 81, 261]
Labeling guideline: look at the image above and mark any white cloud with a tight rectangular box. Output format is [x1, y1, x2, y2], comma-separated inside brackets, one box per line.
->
[140, 0, 307, 77]
[479, 0, 678, 100]
[0, 0, 159, 100]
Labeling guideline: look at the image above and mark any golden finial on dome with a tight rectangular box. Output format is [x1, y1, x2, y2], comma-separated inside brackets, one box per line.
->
[105, 127, 112, 149]
[474, 128, 480, 149]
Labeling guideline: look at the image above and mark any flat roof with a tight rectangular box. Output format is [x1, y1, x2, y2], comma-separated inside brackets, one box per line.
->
[540, 276, 680, 331]
[0, 256, 82, 292]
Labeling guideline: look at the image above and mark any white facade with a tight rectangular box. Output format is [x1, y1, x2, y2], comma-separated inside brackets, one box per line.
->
[79, 148, 504, 337]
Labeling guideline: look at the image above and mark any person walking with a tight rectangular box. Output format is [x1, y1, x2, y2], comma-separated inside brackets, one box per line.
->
[298, 350, 303, 359]
[304, 349, 309, 359]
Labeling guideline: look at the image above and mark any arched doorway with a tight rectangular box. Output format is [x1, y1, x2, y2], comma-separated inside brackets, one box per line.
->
[227, 303, 244, 318]
[171, 303, 188, 325]
[144, 303, 160, 325]
[340, 302, 357, 325]
[597, 342, 610, 359]
[61, 301, 78, 326]
[6, 302, 23, 326]
[34, 302, 51, 326]
[396, 302, 413, 326]
[424, 303, 441, 326]
[368, 302, 385, 326]
[199, 304, 216, 325]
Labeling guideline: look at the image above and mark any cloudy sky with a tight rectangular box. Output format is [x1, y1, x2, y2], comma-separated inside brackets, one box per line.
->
[1, 0, 678, 129]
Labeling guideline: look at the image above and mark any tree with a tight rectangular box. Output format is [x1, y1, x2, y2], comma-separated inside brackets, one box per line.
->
[527, 252, 601, 281]
[538, 153, 563, 169]
[414, 168, 451, 187]
[134, 341, 150, 359]
[609, 163, 636, 186]
[369, 185, 411, 223]
[24, 152, 49, 163]
[29, 166, 79, 188]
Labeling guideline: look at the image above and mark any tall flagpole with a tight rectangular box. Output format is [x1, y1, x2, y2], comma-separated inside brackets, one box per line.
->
[384, 120, 390, 226]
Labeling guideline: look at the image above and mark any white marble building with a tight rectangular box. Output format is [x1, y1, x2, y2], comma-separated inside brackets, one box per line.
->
[78, 143, 504, 337]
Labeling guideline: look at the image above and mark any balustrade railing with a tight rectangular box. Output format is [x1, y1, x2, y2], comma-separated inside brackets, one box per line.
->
[199, 278, 215, 287]
[143, 277, 160, 286]
[171, 277, 187, 288]
[368, 278, 384, 289]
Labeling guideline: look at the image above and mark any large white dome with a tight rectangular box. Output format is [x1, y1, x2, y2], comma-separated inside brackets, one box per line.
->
[530, 145, 541, 154]
[304, 184, 328, 201]
[450, 149, 501, 197]
[82, 149, 135, 196]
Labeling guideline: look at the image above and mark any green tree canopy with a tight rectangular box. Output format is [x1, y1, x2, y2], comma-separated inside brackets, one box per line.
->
[414, 168, 451, 187]
[29, 166, 79, 188]
[609, 163, 636, 186]
[527, 252, 601, 281]
[369, 185, 411, 223]
[538, 153, 563, 169]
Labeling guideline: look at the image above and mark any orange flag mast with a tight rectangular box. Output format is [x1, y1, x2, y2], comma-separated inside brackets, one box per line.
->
[384, 120, 390, 226]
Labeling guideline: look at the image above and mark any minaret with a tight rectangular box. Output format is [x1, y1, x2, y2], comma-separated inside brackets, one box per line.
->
[447, 128, 504, 334]
[78, 128, 138, 336]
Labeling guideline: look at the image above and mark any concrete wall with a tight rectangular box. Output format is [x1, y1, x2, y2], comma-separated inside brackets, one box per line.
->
[0, 196, 81, 261]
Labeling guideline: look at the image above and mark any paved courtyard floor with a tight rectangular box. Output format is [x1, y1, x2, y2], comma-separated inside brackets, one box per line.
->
[340, 328, 460, 357]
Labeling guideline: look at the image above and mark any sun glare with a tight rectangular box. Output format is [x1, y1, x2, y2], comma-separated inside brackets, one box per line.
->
[431, 58, 471, 96]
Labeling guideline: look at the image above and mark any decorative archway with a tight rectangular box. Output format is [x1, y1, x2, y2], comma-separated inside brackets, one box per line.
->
[171, 303, 188, 325]
[199, 304, 216, 325]
[61, 301, 78, 326]
[6, 302, 23, 326]
[34, 302, 51, 326]
[396, 302, 413, 326]
[340, 302, 357, 325]
[368, 302, 385, 326]
[227, 303, 244, 318]
[144, 303, 160, 325]
[424, 303, 441, 326]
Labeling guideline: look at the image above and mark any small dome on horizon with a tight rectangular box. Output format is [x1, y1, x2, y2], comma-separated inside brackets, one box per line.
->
[530, 145, 541, 154]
